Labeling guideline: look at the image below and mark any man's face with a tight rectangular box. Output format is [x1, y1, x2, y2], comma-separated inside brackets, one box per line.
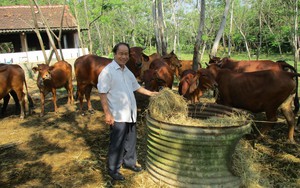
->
[114, 45, 129, 68]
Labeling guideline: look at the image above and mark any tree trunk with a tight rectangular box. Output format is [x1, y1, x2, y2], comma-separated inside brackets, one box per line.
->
[30, 2, 48, 64]
[152, 0, 162, 54]
[171, 0, 178, 53]
[57, 0, 67, 61]
[73, 0, 86, 55]
[256, 0, 263, 60]
[211, 0, 230, 57]
[157, 0, 167, 55]
[228, 1, 234, 57]
[33, 0, 61, 62]
[293, 0, 299, 72]
[237, 23, 251, 59]
[192, 0, 205, 71]
[83, 0, 92, 54]
[153, 0, 167, 55]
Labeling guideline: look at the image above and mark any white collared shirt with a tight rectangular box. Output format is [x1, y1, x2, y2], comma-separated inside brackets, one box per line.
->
[97, 60, 141, 123]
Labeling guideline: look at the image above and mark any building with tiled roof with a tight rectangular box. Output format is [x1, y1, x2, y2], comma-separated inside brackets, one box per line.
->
[0, 5, 80, 53]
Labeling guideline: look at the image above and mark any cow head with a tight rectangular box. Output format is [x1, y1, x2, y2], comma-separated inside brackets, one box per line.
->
[190, 65, 218, 94]
[143, 69, 159, 91]
[208, 55, 222, 65]
[162, 50, 182, 70]
[32, 64, 52, 81]
[129, 47, 148, 68]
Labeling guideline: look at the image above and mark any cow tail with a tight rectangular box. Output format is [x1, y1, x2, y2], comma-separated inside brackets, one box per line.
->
[23, 79, 31, 115]
[75, 87, 78, 101]
[277, 60, 297, 73]
[292, 72, 300, 114]
[277, 61, 299, 113]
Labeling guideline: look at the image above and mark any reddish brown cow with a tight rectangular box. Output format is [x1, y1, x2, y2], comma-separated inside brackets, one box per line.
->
[146, 58, 174, 91]
[140, 53, 161, 80]
[74, 55, 111, 115]
[0, 64, 30, 118]
[125, 46, 149, 81]
[209, 56, 296, 73]
[178, 69, 203, 103]
[32, 61, 73, 116]
[140, 51, 181, 83]
[161, 50, 182, 72]
[208, 56, 299, 112]
[177, 60, 193, 77]
[143, 69, 158, 91]
[197, 64, 299, 143]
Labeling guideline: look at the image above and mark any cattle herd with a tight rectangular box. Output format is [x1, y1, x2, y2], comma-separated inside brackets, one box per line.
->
[0, 47, 299, 143]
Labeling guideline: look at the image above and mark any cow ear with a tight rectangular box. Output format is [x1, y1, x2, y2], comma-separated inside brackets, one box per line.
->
[142, 54, 149, 62]
[49, 66, 55, 71]
[32, 67, 38, 73]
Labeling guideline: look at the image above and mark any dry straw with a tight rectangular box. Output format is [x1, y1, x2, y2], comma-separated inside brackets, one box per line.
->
[148, 88, 251, 127]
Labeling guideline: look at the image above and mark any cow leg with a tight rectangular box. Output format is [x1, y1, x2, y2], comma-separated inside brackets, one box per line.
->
[260, 111, 278, 139]
[77, 84, 86, 115]
[40, 92, 45, 117]
[1, 94, 10, 114]
[52, 88, 58, 113]
[16, 90, 25, 119]
[280, 96, 296, 143]
[85, 86, 94, 114]
[10, 90, 21, 114]
[66, 80, 74, 105]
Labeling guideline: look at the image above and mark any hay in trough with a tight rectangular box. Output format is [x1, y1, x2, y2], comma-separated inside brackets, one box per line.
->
[148, 88, 251, 127]
[148, 88, 188, 120]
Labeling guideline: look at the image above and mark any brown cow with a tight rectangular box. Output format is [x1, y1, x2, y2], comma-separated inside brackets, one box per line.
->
[177, 60, 193, 78]
[140, 53, 161, 81]
[196, 64, 299, 143]
[32, 61, 73, 116]
[74, 47, 148, 115]
[74, 55, 111, 115]
[208, 56, 299, 112]
[146, 58, 174, 91]
[143, 69, 158, 91]
[161, 50, 182, 72]
[0, 64, 30, 118]
[209, 56, 296, 73]
[140, 51, 181, 83]
[125, 46, 149, 82]
[178, 69, 203, 103]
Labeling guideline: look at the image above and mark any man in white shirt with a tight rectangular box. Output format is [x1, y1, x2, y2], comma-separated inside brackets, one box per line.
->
[97, 42, 157, 181]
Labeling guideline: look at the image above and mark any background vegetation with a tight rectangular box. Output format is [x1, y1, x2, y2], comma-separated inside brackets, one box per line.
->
[0, 0, 299, 61]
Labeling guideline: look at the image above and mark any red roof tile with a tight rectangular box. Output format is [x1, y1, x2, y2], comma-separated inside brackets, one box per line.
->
[0, 5, 78, 33]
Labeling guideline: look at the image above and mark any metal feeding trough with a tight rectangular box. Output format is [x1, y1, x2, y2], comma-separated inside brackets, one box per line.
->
[146, 102, 252, 188]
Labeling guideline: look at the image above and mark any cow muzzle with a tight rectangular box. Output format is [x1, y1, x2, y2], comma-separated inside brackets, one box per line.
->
[42, 73, 52, 80]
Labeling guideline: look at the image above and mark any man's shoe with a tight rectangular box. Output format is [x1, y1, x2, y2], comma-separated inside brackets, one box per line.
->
[108, 172, 125, 181]
[122, 164, 143, 172]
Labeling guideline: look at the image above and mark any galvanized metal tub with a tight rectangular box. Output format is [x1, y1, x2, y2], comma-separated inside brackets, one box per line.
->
[146, 103, 252, 188]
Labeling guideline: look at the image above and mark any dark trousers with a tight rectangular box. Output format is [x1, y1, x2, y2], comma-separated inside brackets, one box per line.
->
[108, 122, 137, 174]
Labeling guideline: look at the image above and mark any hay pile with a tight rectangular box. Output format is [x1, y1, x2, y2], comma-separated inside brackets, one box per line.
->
[148, 88, 250, 127]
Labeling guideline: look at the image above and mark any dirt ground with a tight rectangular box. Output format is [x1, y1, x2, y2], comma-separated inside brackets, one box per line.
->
[0, 78, 299, 188]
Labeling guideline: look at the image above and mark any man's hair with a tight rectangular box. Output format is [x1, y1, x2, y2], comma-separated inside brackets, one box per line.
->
[112, 42, 130, 54]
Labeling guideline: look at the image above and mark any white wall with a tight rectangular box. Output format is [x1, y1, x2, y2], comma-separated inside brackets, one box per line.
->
[0, 48, 88, 64]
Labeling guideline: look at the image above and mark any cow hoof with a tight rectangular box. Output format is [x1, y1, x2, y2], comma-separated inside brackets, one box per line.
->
[88, 110, 95, 114]
[287, 139, 296, 145]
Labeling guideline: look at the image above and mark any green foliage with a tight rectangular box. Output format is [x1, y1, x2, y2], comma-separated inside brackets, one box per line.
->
[0, 0, 299, 57]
